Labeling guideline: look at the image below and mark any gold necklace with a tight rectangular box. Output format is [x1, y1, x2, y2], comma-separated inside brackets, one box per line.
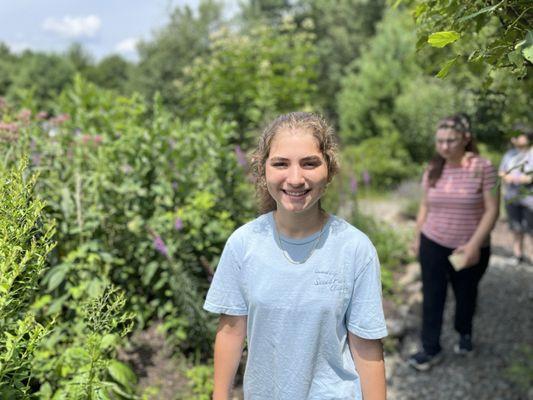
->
[273, 213, 327, 265]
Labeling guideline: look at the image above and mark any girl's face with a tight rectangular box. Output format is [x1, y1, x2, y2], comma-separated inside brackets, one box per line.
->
[435, 128, 467, 162]
[265, 128, 328, 215]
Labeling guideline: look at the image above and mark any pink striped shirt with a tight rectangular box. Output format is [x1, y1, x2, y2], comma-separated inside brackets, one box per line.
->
[421, 156, 497, 249]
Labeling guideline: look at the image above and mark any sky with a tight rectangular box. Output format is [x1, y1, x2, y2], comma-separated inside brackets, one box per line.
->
[0, 0, 236, 61]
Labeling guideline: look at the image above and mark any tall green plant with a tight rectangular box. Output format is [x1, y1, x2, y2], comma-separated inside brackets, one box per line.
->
[34, 286, 136, 400]
[0, 159, 55, 398]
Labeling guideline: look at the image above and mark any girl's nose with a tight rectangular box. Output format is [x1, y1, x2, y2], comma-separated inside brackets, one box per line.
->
[287, 166, 305, 186]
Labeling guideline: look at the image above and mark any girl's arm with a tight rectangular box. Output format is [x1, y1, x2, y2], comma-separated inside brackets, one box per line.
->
[213, 314, 247, 400]
[411, 189, 428, 255]
[348, 332, 386, 400]
[456, 187, 500, 266]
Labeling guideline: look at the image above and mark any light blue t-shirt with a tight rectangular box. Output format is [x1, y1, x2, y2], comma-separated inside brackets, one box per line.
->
[203, 212, 388, 400]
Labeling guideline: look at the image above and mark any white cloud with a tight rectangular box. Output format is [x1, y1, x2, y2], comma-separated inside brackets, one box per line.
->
[42, 15, 101, 38]
[115, 37, 138, 54]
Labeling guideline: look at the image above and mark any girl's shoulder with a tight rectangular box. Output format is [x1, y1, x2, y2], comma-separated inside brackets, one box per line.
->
[226, 212, 272, 248]
[467, 154, 494, 168]
[457, 154, 495, 176]
[328, 215, 378, 267]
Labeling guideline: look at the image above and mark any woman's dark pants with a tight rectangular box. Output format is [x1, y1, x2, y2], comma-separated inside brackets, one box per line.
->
[419, 233, 490, 355]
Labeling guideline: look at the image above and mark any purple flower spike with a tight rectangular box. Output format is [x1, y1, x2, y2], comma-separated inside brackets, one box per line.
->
[234, 145, 247, 167]
[362, 170, 371, 186]
[174, 217, 183, 231]
[350, 176, 358, 194]
[153, 235, 169, 257]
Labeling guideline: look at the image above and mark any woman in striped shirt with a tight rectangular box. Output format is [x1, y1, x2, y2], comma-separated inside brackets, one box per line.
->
[408, 115, 499, 371]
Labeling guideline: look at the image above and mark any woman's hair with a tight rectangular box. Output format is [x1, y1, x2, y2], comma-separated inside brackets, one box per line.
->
[250, 112, 339, 214]
[427, 114, 479, 187]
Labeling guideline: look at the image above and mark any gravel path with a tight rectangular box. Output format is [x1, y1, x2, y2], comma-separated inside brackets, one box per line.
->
[386, 254, 533, 400]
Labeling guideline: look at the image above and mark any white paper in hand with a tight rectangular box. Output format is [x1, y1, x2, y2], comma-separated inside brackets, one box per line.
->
[448, 253, 468, 271]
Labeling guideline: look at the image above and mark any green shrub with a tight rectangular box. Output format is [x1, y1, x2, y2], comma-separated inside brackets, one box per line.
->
[477, 142, 502, 170]
[0, 159, 55, 398]
[33, 286, 136, 399]
[341, 132, 417, 190]
[185, 364, 214, 400]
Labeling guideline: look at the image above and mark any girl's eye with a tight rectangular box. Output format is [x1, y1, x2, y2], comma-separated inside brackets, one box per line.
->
[303, 162, 319, 168]
[272, 162, 287, 168]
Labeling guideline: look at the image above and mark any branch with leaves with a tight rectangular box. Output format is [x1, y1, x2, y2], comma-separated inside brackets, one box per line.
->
[399, 0, 532, 78]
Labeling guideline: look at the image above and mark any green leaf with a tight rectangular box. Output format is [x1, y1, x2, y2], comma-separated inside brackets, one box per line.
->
[107, 360, 137, 387]
[103, 381, 136, 399]
[520, 31, 533, 63]
[457, 2, 502, 22]
[30, 294, 52, 311]
[46, 294, 68, 315]
[508, 49, 524, 67]
[436, 56, 459, 79]
[100, 333, 118, 349]
[428, 31, 460, 48]
[142, 262, 158, 286]
[413, 4, 428, 18]
[46, 265, 69, 291]
[87, 279, 103, 298]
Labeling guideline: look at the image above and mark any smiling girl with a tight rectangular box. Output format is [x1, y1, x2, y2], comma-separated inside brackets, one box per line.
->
[203, 112, 387, 400]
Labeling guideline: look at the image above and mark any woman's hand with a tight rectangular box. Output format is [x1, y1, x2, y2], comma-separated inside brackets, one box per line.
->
[454, 243, 480, 268]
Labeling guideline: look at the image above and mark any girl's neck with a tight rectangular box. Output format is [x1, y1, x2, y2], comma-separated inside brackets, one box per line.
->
[273, 207, 326, 239]
[445, 152, 465, 166]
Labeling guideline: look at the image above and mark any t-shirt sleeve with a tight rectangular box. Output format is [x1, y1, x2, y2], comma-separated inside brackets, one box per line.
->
[203, 237, 248, 316]
[482, 159, 497, 192]
[346, 251, 388, 339]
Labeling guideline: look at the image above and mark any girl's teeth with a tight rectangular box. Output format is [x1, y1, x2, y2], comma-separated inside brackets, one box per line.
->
[286, 191, 307, 196]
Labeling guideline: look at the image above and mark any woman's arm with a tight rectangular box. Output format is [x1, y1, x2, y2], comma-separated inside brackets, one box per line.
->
[411, 190, 428, 255]
[348, 332, 386, 400]
[213, 314, 247, 400]
[456, 187, 500, 266]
